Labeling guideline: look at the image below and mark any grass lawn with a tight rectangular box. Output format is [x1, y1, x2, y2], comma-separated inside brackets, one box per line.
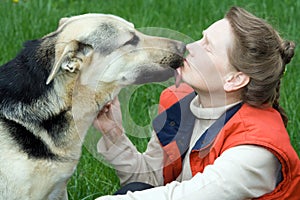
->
[0, 0, 299, 199]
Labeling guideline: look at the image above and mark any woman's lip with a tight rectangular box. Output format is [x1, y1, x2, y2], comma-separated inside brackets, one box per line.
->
[183, 58, 190, 68]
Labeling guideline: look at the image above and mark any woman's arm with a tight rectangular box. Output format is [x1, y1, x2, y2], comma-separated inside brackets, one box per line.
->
[96, 145, 280, 200]
[94, 97, 164, 186]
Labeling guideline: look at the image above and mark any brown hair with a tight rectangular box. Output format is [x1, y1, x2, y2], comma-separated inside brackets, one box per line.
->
[225, 6, 295, 127]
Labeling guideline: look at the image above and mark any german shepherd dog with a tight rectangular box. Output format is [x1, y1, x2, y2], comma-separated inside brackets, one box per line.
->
[0, 14, 185, 199]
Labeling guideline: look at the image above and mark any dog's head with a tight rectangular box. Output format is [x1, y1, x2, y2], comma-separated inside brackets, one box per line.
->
[45, 14, 185, 88]
[42, 14, 186, 134]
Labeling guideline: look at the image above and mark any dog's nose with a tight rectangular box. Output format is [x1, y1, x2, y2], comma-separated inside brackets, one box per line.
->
[168, 42, 186, 69]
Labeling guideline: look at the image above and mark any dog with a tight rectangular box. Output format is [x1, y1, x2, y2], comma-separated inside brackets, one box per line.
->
[0, 14, 185, 200]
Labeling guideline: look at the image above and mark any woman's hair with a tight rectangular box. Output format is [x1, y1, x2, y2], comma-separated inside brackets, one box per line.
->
[225, 6, 295, 127]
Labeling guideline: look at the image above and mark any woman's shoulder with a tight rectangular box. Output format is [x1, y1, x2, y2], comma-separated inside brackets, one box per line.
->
[236, 103, 284, 129]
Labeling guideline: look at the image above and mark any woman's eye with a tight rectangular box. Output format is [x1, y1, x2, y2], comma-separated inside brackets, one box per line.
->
[124, 34, 139, 46]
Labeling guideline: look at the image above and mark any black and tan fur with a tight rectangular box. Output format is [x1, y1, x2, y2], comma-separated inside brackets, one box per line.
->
[0, 14, 185, 199]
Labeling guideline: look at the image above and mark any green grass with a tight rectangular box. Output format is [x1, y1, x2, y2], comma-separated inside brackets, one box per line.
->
[0, 0, 299, 199]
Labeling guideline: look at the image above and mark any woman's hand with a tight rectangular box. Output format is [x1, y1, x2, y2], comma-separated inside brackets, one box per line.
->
[93, 97, 123, 143]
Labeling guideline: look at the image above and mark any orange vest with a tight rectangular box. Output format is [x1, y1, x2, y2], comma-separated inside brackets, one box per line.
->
[153, 86, 300, 200]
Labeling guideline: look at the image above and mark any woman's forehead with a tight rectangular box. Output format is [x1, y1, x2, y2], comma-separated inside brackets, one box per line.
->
[204, 19, 233, 48]
[205, 19, 231, 35]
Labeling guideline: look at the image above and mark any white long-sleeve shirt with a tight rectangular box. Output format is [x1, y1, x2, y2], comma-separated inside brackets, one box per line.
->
[96, 96, 280, 199]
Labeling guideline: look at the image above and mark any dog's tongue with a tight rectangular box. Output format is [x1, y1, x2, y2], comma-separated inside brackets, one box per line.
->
[175, 67, 182, 88]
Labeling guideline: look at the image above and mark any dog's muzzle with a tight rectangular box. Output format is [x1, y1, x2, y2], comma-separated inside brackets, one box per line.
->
[170, 43, 186, 69]
[160, 43, 186, 70]
[169, 54, 185, 69]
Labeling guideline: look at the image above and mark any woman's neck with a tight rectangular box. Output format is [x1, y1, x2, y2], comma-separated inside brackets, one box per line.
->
[195, 89, 242, 108]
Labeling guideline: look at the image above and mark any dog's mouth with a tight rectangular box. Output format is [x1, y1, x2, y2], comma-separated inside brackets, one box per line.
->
[133, 68, 173, 84]
[132, 54, 184, 85]
[160, 54, 184, 70]
[169, 56, 184, 69]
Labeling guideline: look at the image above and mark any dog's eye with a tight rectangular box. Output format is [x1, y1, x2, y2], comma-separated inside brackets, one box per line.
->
[124, 34, 139, 46]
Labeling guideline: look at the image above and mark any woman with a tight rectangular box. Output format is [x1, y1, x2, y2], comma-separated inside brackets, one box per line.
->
[94, 6, 300, 199]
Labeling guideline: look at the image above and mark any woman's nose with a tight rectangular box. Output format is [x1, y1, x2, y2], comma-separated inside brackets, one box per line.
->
[186, 40, 201, 56]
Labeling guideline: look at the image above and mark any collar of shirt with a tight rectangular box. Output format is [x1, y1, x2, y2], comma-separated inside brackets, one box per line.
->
[190, 95, 242, 120]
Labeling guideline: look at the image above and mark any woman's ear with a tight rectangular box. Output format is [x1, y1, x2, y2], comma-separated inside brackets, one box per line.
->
[224, 72, 250, 92]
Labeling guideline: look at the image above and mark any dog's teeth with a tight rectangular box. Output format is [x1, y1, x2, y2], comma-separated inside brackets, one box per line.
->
[175, 68, 182, 88]
[176, 67, 182, 76]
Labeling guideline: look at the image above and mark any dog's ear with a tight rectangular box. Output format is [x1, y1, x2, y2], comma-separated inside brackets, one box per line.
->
[46, 40, 93, 85]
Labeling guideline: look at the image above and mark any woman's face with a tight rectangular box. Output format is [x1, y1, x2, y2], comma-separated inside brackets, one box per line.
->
[179, 19, 235, 93]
